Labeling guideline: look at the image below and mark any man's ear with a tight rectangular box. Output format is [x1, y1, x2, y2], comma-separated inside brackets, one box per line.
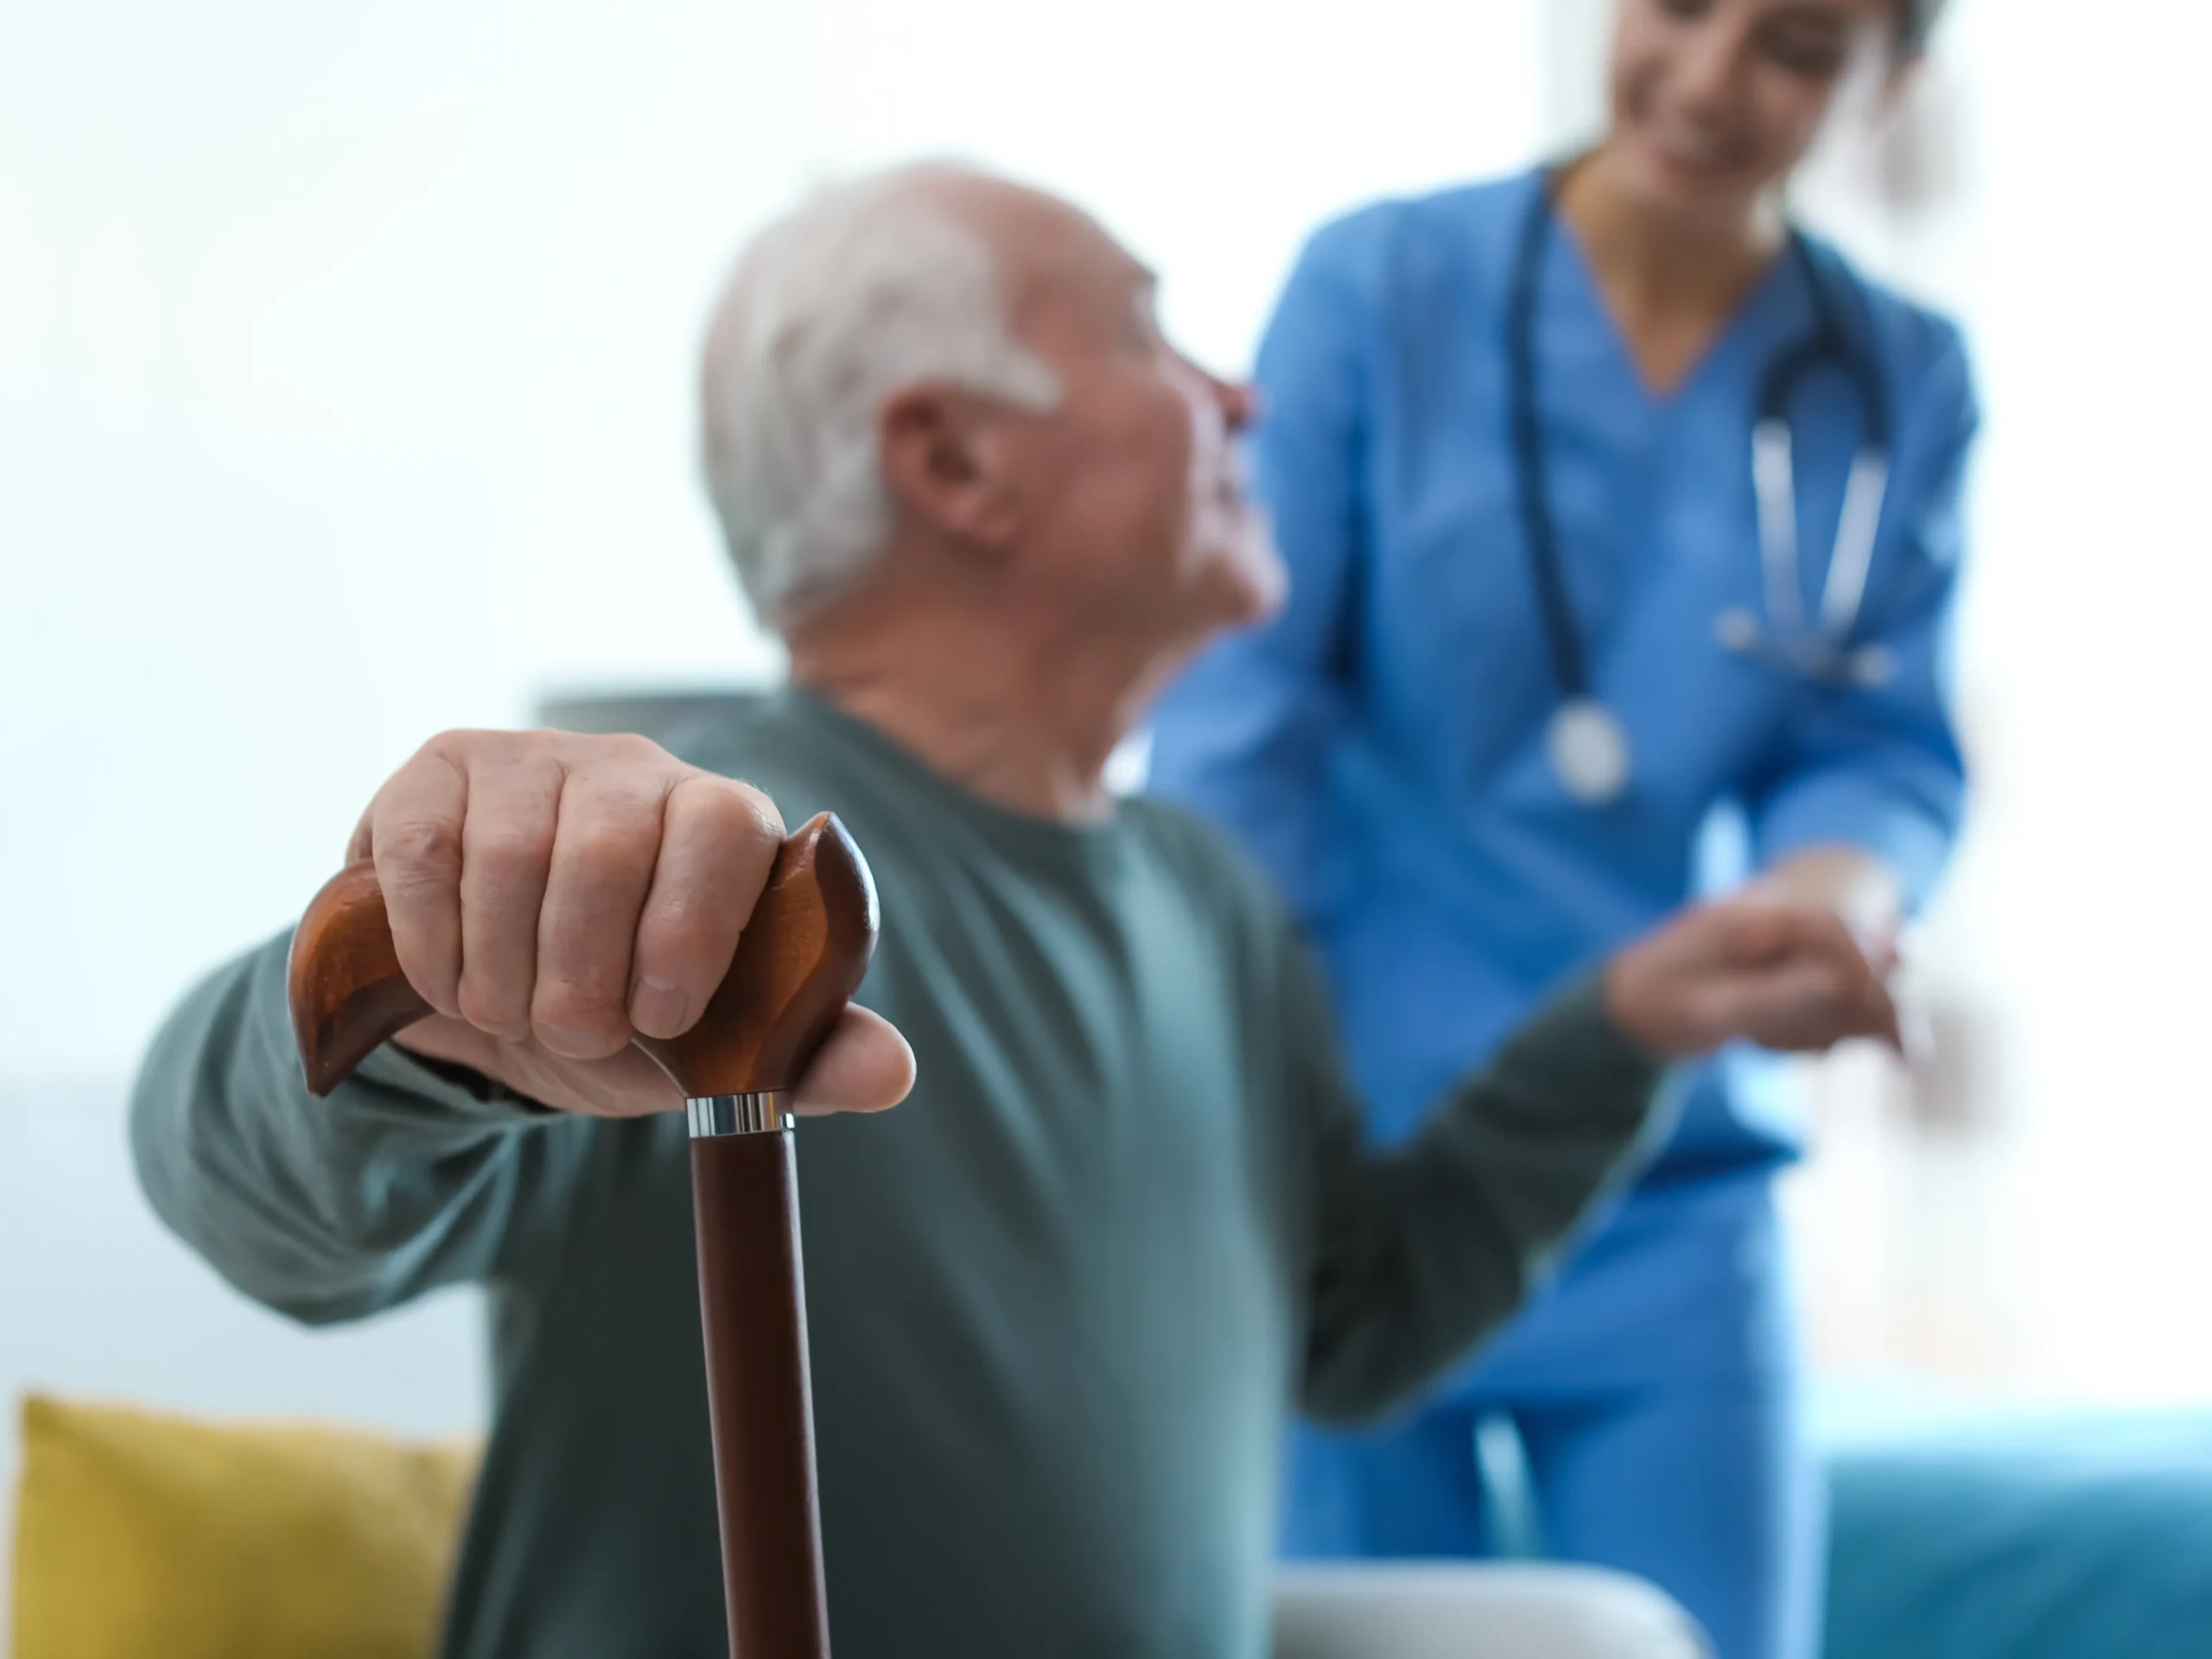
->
[878, 385, 1026, 552]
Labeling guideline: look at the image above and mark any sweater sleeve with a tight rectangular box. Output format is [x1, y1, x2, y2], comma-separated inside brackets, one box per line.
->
[130, 930, 590, 1326]
[1294, 950, 1678, 1424]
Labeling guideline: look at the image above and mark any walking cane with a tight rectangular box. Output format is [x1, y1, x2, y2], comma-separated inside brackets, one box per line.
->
[287, 812, 878, 1658]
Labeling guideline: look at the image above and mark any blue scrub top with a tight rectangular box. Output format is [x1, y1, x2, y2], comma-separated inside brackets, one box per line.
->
[1148, 171, 1976, 1384]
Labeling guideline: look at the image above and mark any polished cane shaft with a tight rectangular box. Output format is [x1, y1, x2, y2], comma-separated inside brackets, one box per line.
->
[289, 813, 878, 1659]
[691, 1123, 830, 1657]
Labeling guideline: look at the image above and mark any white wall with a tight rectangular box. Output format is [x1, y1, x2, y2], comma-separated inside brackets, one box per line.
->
[1785, 0, 2212, 1405]
[1, 0, 1548, 1084]
[1868, 0, 2212, 1404]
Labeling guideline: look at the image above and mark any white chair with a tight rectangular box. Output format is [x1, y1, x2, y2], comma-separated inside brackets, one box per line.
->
[1274, 1563, 1712, 1659]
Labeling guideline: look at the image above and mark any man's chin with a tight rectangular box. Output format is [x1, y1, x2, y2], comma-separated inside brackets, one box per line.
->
[1201, 535, 1287, 628]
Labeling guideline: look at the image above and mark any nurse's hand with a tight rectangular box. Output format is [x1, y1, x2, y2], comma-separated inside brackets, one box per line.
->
[1604, 896, 1903, 1058]
[1749, 846, 1904, 962]
[351, 728, 917, 1119]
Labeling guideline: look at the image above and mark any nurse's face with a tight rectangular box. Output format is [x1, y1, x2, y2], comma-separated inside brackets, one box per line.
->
[1605, 0, 1899, 225]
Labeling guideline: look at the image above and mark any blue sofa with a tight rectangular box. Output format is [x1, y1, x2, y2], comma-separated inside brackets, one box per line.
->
[1822, 1396, 2212, 1657]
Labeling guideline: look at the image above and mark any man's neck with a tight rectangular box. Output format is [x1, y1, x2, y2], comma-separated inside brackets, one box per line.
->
[785, 578, 1170, 825]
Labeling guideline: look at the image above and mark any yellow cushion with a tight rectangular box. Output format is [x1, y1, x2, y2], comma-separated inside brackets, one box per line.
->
[10, 1393, 481, 1659]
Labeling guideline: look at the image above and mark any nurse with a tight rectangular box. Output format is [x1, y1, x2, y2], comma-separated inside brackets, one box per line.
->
[1147, 3, 1974, 1656]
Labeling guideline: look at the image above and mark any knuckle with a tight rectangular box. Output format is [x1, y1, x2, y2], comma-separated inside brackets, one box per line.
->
[565, 730, 670, 773]
[711, 779, 786, 846]
[533, 978, 630, 1044]
[639, 892, 720, 969]
[538, 962, 626, 1006]
[455, 977, 529, 1032]
[375, 820, 463, 899]
[419, 728, 493, 768]
[568, 817, 657, 878]
[471, 823, 556, 880]
[416, 728, 468, 763]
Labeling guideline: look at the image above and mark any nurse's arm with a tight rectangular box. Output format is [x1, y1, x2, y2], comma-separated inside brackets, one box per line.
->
[1747, 327, 1980, 916]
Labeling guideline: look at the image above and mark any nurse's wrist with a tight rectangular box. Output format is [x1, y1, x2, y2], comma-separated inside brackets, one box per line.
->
[1754, 846, 1902, 957]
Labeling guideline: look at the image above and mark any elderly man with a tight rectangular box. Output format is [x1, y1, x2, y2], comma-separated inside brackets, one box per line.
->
[132, 165, 1894, 1659]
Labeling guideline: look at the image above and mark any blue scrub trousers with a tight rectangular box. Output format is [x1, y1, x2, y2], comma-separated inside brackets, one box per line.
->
[1281, 1172, 1823, 1659]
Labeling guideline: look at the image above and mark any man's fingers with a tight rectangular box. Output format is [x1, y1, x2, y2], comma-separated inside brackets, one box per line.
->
[1716, 901, 1796, 967]
[531, 766, 668, 1060]
[626, 777, 785, 1041]
[369, 747, 471, 1019]
[1700, 962, 1827, 1050]
[791, 1006, 916, 1117]
[346, 728, 905, 1116]
[1730, 904, 1857, 968]
[454, 742, 566, 1041]
[1723, 955, 1902, 1053]
[1751, 908, 1881, 996]
[346, 807, 376, 867]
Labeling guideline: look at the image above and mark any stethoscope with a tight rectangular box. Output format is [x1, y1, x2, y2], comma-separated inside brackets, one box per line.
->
[1507, 175, 1897, 807]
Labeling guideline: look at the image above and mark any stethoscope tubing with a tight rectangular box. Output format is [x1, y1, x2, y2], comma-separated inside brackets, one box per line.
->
[1506, 171, 1897, 744]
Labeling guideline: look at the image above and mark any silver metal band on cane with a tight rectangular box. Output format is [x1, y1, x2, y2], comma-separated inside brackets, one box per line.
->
[685, 1092, 795, 1138]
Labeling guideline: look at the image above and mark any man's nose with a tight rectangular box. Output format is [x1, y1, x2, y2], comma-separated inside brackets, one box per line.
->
[1175, 353, 1257, 434]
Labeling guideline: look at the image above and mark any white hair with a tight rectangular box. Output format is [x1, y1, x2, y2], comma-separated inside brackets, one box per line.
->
[698, 164, 1060, 625]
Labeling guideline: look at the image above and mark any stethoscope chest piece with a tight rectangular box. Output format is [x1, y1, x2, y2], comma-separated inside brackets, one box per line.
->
[1714, 607, 1764, 655]
[1507, 173, 1898, 809]
[1547, 697, 1632, 805]
[1713, 607, 1899, 688]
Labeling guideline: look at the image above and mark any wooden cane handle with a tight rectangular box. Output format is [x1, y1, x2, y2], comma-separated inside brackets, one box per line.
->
[288, 811, 880, 1099]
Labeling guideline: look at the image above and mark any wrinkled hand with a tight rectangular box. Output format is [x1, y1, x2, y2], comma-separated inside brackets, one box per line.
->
[350, 729, 915, 1118]
[1604, 895, 1903, 1059]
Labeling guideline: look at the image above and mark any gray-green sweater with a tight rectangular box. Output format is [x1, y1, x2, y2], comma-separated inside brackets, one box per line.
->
[131, 690, 1671, 1659]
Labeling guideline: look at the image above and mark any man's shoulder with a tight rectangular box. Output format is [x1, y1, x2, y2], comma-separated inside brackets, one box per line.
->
[1120, 795, 1301, 959]
[653, 692, 840, 815]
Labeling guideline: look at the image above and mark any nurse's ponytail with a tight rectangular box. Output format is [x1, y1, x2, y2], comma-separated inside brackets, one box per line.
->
[1894, 0, 1950, 58]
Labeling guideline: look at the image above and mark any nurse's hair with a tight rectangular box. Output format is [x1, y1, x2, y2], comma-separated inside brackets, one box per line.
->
[698, 163, 1060, 627]
[1895, 0, 1949, 55]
